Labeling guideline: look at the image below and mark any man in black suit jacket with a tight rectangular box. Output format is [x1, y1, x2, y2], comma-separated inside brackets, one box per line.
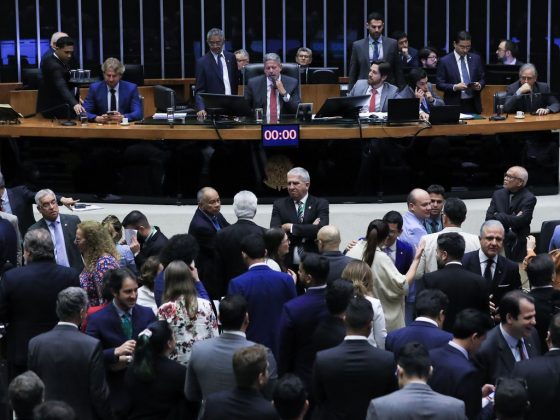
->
[122, 209, 168, 270]
[417, 232, 489, 332]
[244, 53, 300, 121]
[348, 12, 404, 89]
[202, 345, 278, 420]
[195, 28, 238, 118]
[0, 229, 79, 380]
[270, 167, 329, 269]
[37, 36, 86, 118]
[0, 215, 18, 273]
[511, 312, 560, 420]
[312, 296, 398, 420]
[28, 287, 112, 420]
[462, 220, 522, 313]
[188, 187, 230, 298]
[474, 290, 541, 385]
[316, 225, 355, 283]
[27, 189, 83, 271]
[214, 190, 266, 298]
[486, 166, 536, 262]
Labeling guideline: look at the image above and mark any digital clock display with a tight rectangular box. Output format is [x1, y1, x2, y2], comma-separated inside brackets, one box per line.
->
[261, 124, 299, 147]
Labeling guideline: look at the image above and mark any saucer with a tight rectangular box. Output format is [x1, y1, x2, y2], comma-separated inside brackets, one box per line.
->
[514, 116, 525, 119]
[120, 122, 130, 126]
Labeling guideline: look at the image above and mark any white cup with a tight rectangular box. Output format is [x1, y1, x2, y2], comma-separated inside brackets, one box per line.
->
[516, 111, 525, 118]
[121, 117, 129, 124]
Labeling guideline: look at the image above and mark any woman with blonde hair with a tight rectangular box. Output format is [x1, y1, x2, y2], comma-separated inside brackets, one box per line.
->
[158, 260, 218, 366]
[341, 260, 387, 348]
[101, 214, 137, 274]
[76, 220, 120, 307]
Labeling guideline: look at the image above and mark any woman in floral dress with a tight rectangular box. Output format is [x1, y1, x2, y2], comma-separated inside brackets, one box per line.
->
[158, 260, 218, 366]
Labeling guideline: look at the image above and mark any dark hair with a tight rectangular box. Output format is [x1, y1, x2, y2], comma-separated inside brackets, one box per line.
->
[436, 232, 465, 260]
[499, 291, 535, 324]
[233, 345, 268, 389]
[419, 47, 437, 61]
[55, 36, 74, 48]
[414, 289, 449, 318]
[363, 219, 389, 266]
[500, 39, 518, 58]
[455, 30, 472, 43]
[122, 210, 149, 229]
[219, 295, 248, 330]
[345, 296, 373, 330]
[301, 253, 330, 285]
[493, 377, 529, 418]
[549, 313, 560, 348]
[106, 268, 136, 295]
[326, 279, 354, 315]
[264, 228, 288, 272]
[427, 184, 445, 197]
[383, 211, 404, 230]
[139, 256, 160, 291]
[163, 261, 198, 317]
[442, 197, 466, 225]
[392, 30, 407, 41]
[240, 234, 266, 259]
[407, 68, 428, 88]
[526, 254, 555, 288]
[273, 374, 308, 420]
[33, 400, 76, 420]
[452, 309, 493, 339]
[397, 342, 431, 379]
[8, 371, 44, 418]
[158, 234, 199, 268]
[131, 320, 172, 382]
[371, 60, 391, 77]
[367, 12, 384, 23]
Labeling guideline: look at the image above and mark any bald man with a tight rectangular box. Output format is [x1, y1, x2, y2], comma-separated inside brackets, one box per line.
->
[401, 189, 432, 249]
[486, 166, 536, 262]
[317, 225, 357, 283]
[41, 32, 69, 62]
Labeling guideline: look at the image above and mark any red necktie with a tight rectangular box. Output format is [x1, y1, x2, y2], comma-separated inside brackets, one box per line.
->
[369, 88, 378, 112]
[269, 84, 278, 123]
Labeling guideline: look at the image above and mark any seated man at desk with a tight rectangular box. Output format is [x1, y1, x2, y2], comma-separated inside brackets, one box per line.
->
[348, 60, 399, 113]
[37, 36, 86, 118]
[398, 68, 444, 120]
[503, 63, 560, 116]
[83, 57, 142, 123]
[244, 53, 300, 122]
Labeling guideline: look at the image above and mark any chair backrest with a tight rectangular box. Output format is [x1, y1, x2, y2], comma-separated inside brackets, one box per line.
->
[122, 64, 144, 86]
[21, 68, 41, 89]
[309, 69, 338, 84]
[493, 91, 507, 114]
[538, 220, 560, 253]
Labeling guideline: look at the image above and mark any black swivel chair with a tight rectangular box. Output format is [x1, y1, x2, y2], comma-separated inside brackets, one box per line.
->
[309, 68, 338, 84]
[538, 220, 560, 253]
[21, 68, 41, 89]
[122, 64, 144, 86]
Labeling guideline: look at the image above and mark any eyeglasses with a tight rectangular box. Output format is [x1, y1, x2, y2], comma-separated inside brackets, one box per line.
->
[427, 55, 438, 60]
[504, 172, 523, 181]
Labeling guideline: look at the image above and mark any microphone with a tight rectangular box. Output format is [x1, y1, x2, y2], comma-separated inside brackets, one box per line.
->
[24, 103, 77, 126]
[139, 95, 145, 123]
[167, 89, 175, 128]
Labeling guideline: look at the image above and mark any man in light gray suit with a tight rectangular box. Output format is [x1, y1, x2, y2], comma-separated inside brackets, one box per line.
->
[185, 294, 277, 404]
[348, 61, 398, 113]
[366, 342, 467, 420]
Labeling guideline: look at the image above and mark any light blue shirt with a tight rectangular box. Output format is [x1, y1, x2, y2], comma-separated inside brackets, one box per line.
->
[401, 211, 428, 250]
[499, 324, 528, 361]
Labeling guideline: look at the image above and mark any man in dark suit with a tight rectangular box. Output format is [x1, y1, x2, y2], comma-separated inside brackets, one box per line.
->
[186, 295, 278, 404]
[37, 36, 86, 118]
[417, 232, 489, 332]
[85, 268, 156, 416]
[313, 296, 397, 420]
[122, 209, 168, 270]
[393, 31, 419, 68]
[462, 220, 522, 314]
[381, 211, 414, 274]
[316, 225, 355, 283]
[27, 189, 83, 271]
[0, 213, 18, 273]
[28, 287, 112, 420]
[83, 57, 142, 122]
[436, 30, 486, 114]
[244, 53, 300, 122]
[496, 39, 523, 66]
[270, 167, 329, 269]
[474, 290, 541, 385]
[194, 28, 238, 118]
[277, 253, 330, 390]
[504, 63, 560, 115]
[41, 31, 68, 62]
[511, 312, 560, 420]
[429, 309, 494, 420]
[188, 187, 230, 299]
[386, 289, 452, 355]
[0, 229, 79, 380]
[486, 166, 536, 262]
[214, 190, 266, 297]
[348, 12, 404, 89]
[228, 235, 297, 354]
[202, 345, 278, 420]
[347, 61, 399, 113]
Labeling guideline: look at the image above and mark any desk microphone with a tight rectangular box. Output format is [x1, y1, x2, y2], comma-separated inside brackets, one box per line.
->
[24, 103, 77, 126]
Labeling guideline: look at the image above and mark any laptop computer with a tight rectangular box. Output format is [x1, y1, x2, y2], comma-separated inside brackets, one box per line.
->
[387, 98, 420, 124]
[429, 105, 461, 125]
[314, 95, 370, 119]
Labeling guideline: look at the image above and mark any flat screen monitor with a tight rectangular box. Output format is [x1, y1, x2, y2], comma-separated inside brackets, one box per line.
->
[485, 64, 520, 85]
[153, 85, 176, 112]
[387, 98, 420, 123]
[199, 93, 253, 117]
[314, 95, 370, 119]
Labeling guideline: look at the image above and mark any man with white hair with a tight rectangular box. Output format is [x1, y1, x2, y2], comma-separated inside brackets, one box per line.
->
[486, 166, 536, 262]
[214, 190, 267, 298]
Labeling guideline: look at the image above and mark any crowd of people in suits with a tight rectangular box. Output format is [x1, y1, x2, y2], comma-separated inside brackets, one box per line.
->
[1, 161, 560, 420]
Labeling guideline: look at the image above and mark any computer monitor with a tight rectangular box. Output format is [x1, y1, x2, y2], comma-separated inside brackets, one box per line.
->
[199, 93, 253, 117]
[154, 85, 176, 112]
[387, 98, 420, 123]
[314, 95, 370, 119]
[485, 64, 520, 85]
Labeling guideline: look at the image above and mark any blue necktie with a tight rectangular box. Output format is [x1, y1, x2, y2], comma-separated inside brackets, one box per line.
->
[211, 216, 221, 231]
[50, 221, 70, 267]
[372, 41, 379, 61]
[216, 53, 224, 76]
[421, 97, 429, 113]
[460, 56, 471, 84]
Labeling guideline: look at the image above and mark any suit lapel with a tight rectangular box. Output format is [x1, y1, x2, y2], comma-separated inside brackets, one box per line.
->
[497, 329, 516, 372]
[302, 196, 315, 224]
[492, 256, 506, 291]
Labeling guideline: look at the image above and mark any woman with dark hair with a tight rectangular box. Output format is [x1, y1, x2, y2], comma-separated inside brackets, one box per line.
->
[346, 219, 423, 331]
[137, 256, 161, 314]
[264, 228, 296, 282]
[124, 320, 187, 419]
[157, 260, 218, 366]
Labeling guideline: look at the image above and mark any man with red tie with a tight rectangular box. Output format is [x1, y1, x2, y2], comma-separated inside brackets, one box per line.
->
[244, 53, 300, 123]
[347, 61, 399, 113]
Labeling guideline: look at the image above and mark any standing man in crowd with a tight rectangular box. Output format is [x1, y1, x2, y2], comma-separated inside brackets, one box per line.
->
[122, 210, 168, 270]
[401, 188, 431, 249]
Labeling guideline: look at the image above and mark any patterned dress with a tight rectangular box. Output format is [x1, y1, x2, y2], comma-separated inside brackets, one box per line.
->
[79, 254, 120, 307]
[158, 296, 218, 366]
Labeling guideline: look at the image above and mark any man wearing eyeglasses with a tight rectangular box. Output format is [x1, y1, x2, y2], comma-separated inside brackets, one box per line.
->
[419, 48, 438, 69]
[503, 63, 560, 115]
[486, 166, 536, 263]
